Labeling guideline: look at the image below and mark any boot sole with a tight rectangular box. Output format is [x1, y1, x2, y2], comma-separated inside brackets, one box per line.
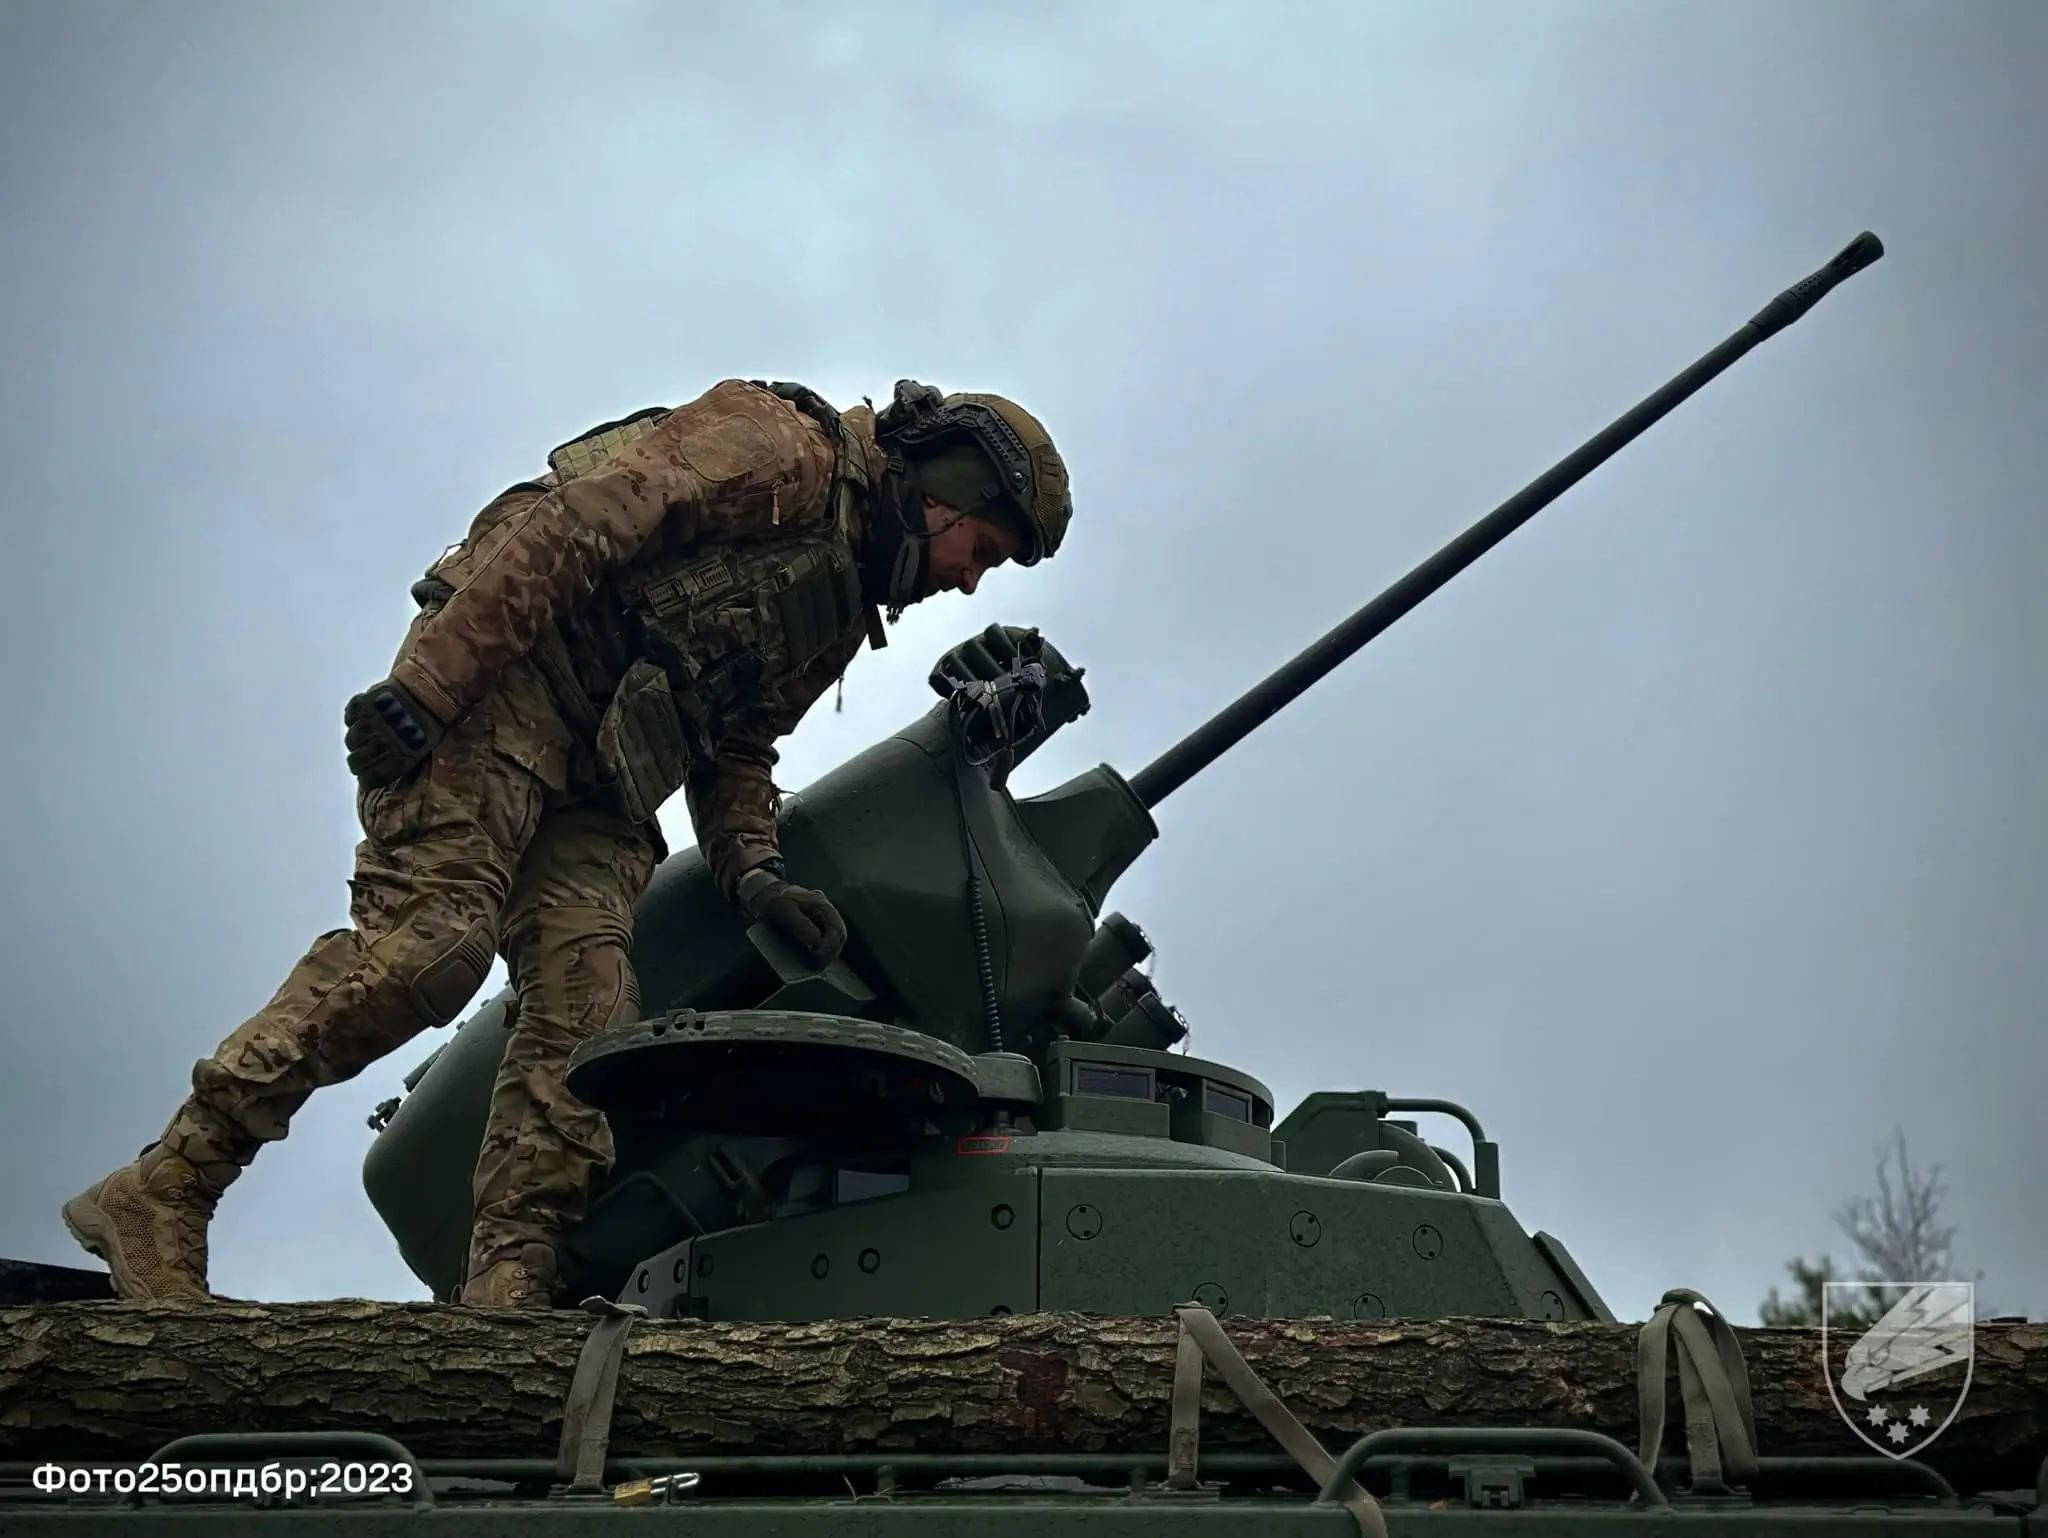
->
[61, 1184, 205, 1304]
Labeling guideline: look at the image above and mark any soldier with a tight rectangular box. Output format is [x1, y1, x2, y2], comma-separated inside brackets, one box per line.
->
[62, 377, 1071, 1307]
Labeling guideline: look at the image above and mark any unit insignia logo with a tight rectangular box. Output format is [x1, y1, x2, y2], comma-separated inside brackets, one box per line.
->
[1822, 1281, 1974, 1459]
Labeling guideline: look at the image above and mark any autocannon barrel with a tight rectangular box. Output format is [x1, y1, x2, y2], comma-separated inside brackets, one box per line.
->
[1125, 231, 1885, 810]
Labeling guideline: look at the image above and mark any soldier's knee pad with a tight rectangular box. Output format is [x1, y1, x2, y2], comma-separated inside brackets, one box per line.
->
[406, 916, 498, 1029]
[610, 961, 641, 1030]
[507, 905, 640, 1036]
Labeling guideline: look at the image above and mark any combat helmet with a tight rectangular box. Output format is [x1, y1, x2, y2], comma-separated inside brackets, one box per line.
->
[875, 381, 1072, 565]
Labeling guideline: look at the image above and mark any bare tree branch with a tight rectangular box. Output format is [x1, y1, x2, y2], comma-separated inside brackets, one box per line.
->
[1835, 1127, 1958, 1282]
[1758, 1128, 1985, 1325]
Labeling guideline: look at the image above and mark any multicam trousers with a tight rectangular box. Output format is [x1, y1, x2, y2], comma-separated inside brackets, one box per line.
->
[167, 653, 658, 1284]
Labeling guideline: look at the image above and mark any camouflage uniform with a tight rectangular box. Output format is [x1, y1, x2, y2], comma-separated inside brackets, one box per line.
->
[64, 380, 903, 1307]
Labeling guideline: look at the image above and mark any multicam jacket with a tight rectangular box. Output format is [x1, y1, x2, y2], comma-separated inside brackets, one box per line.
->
[389, 378, 888, 900]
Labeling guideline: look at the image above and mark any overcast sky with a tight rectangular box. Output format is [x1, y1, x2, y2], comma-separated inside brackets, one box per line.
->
[2, 0, 2042, 1329]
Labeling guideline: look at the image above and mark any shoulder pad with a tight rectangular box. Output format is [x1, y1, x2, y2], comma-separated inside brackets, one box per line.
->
[751, 380, 842, 438]
[547, 406, 671, 481]
[753, 379, 872, 492]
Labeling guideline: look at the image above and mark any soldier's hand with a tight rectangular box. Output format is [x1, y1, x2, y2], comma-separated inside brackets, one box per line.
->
[343, 677, 445, 788]
[929, 623, 1089, 732]
[929, 622, 1035, 694]
[735, 867, 848, 967]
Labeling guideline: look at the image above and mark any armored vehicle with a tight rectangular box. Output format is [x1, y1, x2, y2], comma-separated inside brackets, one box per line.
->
[6, 230, 2041, 1534]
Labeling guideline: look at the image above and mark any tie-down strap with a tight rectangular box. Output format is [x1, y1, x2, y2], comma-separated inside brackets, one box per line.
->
[1636, 1287, 1759, 1492]
[1167, 1303, 1389, 1538]
[555, 1295, 649, 1493]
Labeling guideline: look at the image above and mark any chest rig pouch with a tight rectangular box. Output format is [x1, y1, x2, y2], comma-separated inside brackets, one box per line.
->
[544, 385, 869, 825]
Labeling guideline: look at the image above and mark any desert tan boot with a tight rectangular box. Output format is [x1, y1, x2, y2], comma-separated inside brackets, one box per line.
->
[62, 1145, 222, 1302]
[460, 1242, 559, 1308]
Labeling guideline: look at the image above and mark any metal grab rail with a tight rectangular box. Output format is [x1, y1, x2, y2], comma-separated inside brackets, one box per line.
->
[1315, 1427, 1670, 1510]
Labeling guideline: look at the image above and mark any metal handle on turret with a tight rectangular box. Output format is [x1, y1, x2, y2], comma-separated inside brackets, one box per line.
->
[1126, 231, 1886, 810]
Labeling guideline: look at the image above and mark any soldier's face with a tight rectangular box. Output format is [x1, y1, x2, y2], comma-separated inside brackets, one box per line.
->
[924, 502, 1022, 596]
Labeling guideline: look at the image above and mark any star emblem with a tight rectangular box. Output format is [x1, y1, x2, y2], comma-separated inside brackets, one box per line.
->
[1907, 1405, 1931, 1427]
[1866, 1405, 1889, 1427]
[1887, 1420, 1910, 1444]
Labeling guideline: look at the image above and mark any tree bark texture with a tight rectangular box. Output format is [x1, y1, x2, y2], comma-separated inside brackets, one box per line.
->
[2, 1303, 2041, 1491]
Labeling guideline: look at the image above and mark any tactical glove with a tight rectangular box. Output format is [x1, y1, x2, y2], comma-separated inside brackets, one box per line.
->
[735, 866, 848, 967]
[343, 677, 446, 788]
[928, 624, 1090, 786]
[929, 624, 1089, 736]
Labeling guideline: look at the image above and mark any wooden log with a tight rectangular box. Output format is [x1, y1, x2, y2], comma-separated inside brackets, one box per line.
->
[2, 1302, 2042, 1492]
